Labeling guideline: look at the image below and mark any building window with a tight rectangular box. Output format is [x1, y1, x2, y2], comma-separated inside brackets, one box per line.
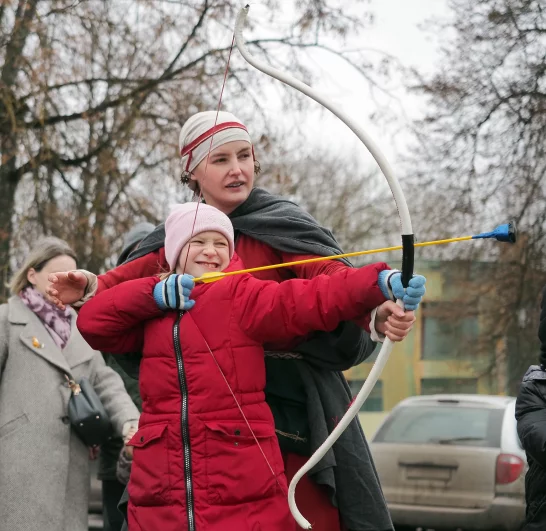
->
[421, 378, 478, 395]
[422, 302, 479, 360]
[347, 379, 383, 412]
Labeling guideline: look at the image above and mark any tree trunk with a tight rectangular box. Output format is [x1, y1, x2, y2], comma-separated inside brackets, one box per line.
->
[0, 151, 19, 300]
[0, 0, 40, 299]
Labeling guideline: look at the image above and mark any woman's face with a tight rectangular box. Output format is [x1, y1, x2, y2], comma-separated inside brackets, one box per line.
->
[190, 140, 254, 214]
[27, 254, 77, 296]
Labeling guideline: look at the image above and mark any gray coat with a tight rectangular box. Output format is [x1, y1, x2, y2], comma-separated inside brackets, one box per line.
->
[0, 296, 140, 531]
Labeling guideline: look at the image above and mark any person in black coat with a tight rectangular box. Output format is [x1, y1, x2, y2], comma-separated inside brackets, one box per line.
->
[515, 285, 546, 530]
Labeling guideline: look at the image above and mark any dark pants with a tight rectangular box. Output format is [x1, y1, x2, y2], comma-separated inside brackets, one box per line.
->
[118, 485, 130, 531]
[102, 479, 126, 531]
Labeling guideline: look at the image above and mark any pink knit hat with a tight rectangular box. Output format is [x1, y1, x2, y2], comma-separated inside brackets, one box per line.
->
[165, 203, 235, 270]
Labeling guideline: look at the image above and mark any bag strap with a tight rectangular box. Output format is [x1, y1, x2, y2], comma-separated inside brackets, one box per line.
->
[64, 374, 81, 395]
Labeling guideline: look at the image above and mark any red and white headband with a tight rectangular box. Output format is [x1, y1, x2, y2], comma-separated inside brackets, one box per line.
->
[179, 111, 252, 172]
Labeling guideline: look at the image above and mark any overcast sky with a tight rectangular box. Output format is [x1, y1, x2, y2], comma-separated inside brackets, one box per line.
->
[312, 0, 450, 164]
[246, 0, 452, 171]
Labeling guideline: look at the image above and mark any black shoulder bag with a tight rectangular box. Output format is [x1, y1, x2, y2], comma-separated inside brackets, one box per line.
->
[66, 375, 113, 447]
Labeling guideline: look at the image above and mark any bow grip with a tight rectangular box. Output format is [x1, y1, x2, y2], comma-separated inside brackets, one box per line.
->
[401, 234, 415, 288]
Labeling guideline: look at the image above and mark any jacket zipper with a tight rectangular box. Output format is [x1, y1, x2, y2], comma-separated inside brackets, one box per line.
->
[173, 311, 196, 531]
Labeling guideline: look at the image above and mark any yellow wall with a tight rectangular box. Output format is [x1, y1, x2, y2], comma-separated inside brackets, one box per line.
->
[358, 412, 389, 439]
[345, 261, 497, 414]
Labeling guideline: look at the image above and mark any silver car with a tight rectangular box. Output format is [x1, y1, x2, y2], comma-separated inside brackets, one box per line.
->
[370, 394, 526, 531]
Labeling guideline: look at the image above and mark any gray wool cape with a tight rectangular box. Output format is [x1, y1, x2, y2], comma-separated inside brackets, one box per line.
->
[0, 296, 140, 531]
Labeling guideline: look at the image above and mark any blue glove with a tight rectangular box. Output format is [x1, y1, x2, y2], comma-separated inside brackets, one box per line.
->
[153, 274, 195, 311]
[378, 270, 426, 311]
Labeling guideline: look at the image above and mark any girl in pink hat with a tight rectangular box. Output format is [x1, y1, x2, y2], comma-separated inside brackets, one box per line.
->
[49, 110, 425, 531]
[77, 202, 424, 531]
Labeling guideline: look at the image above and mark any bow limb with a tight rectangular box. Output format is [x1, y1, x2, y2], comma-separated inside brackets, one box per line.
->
[234, 6, 415, 529]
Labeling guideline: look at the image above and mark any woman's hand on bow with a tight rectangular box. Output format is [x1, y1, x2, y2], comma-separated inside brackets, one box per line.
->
[375, 301, 416, 342]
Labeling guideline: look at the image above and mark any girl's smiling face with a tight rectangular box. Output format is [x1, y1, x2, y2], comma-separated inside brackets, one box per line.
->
[176, 231, 231, 277]
[190, 140, 254, 214]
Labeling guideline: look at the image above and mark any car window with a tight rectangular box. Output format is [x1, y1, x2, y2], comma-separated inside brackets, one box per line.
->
[373, 405, 504, 448]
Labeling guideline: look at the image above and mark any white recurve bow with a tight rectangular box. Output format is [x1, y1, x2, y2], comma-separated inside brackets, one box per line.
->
[234, 6, 415, 529]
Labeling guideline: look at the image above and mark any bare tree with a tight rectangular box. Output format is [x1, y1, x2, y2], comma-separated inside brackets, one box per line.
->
[260, 141, 395, 255]
[0, 0, 380, 295]
[406, 0, 546, 390]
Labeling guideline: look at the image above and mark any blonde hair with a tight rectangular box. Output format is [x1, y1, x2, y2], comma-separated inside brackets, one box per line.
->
[158, 270, 175, 281]
[8, 237, 77, 295]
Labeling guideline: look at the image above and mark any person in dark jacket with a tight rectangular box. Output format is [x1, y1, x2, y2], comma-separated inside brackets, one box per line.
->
[100, 222, 154, 531]
[515, 285, 546, 530]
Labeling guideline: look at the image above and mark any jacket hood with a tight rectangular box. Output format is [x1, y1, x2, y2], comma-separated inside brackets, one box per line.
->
[522, 365, 546, 382]
[117, 222, 156, 266]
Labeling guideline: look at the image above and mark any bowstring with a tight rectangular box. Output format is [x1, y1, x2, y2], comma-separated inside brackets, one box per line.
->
[195, 327, 287, 497]
[181, 33, 236, 274]
[180, 30, 285, 496]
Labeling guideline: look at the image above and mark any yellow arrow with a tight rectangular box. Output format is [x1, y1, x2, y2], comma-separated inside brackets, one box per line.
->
[193, 235, 473, 284]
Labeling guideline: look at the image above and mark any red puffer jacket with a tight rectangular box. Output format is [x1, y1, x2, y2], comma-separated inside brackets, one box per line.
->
[77, 255, 389, 531]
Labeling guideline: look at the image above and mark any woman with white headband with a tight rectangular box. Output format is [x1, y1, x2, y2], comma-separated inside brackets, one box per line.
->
[47, 110, 423, 531]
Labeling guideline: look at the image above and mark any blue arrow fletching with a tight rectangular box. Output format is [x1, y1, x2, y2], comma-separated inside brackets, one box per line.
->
[472, 221, 517, 243]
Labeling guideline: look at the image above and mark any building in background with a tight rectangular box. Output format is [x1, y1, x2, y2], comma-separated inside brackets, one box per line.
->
[346, 259, 515, 436]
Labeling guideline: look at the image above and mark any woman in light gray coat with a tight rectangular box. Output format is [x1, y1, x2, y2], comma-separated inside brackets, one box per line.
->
[0, 237, 140, 531]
